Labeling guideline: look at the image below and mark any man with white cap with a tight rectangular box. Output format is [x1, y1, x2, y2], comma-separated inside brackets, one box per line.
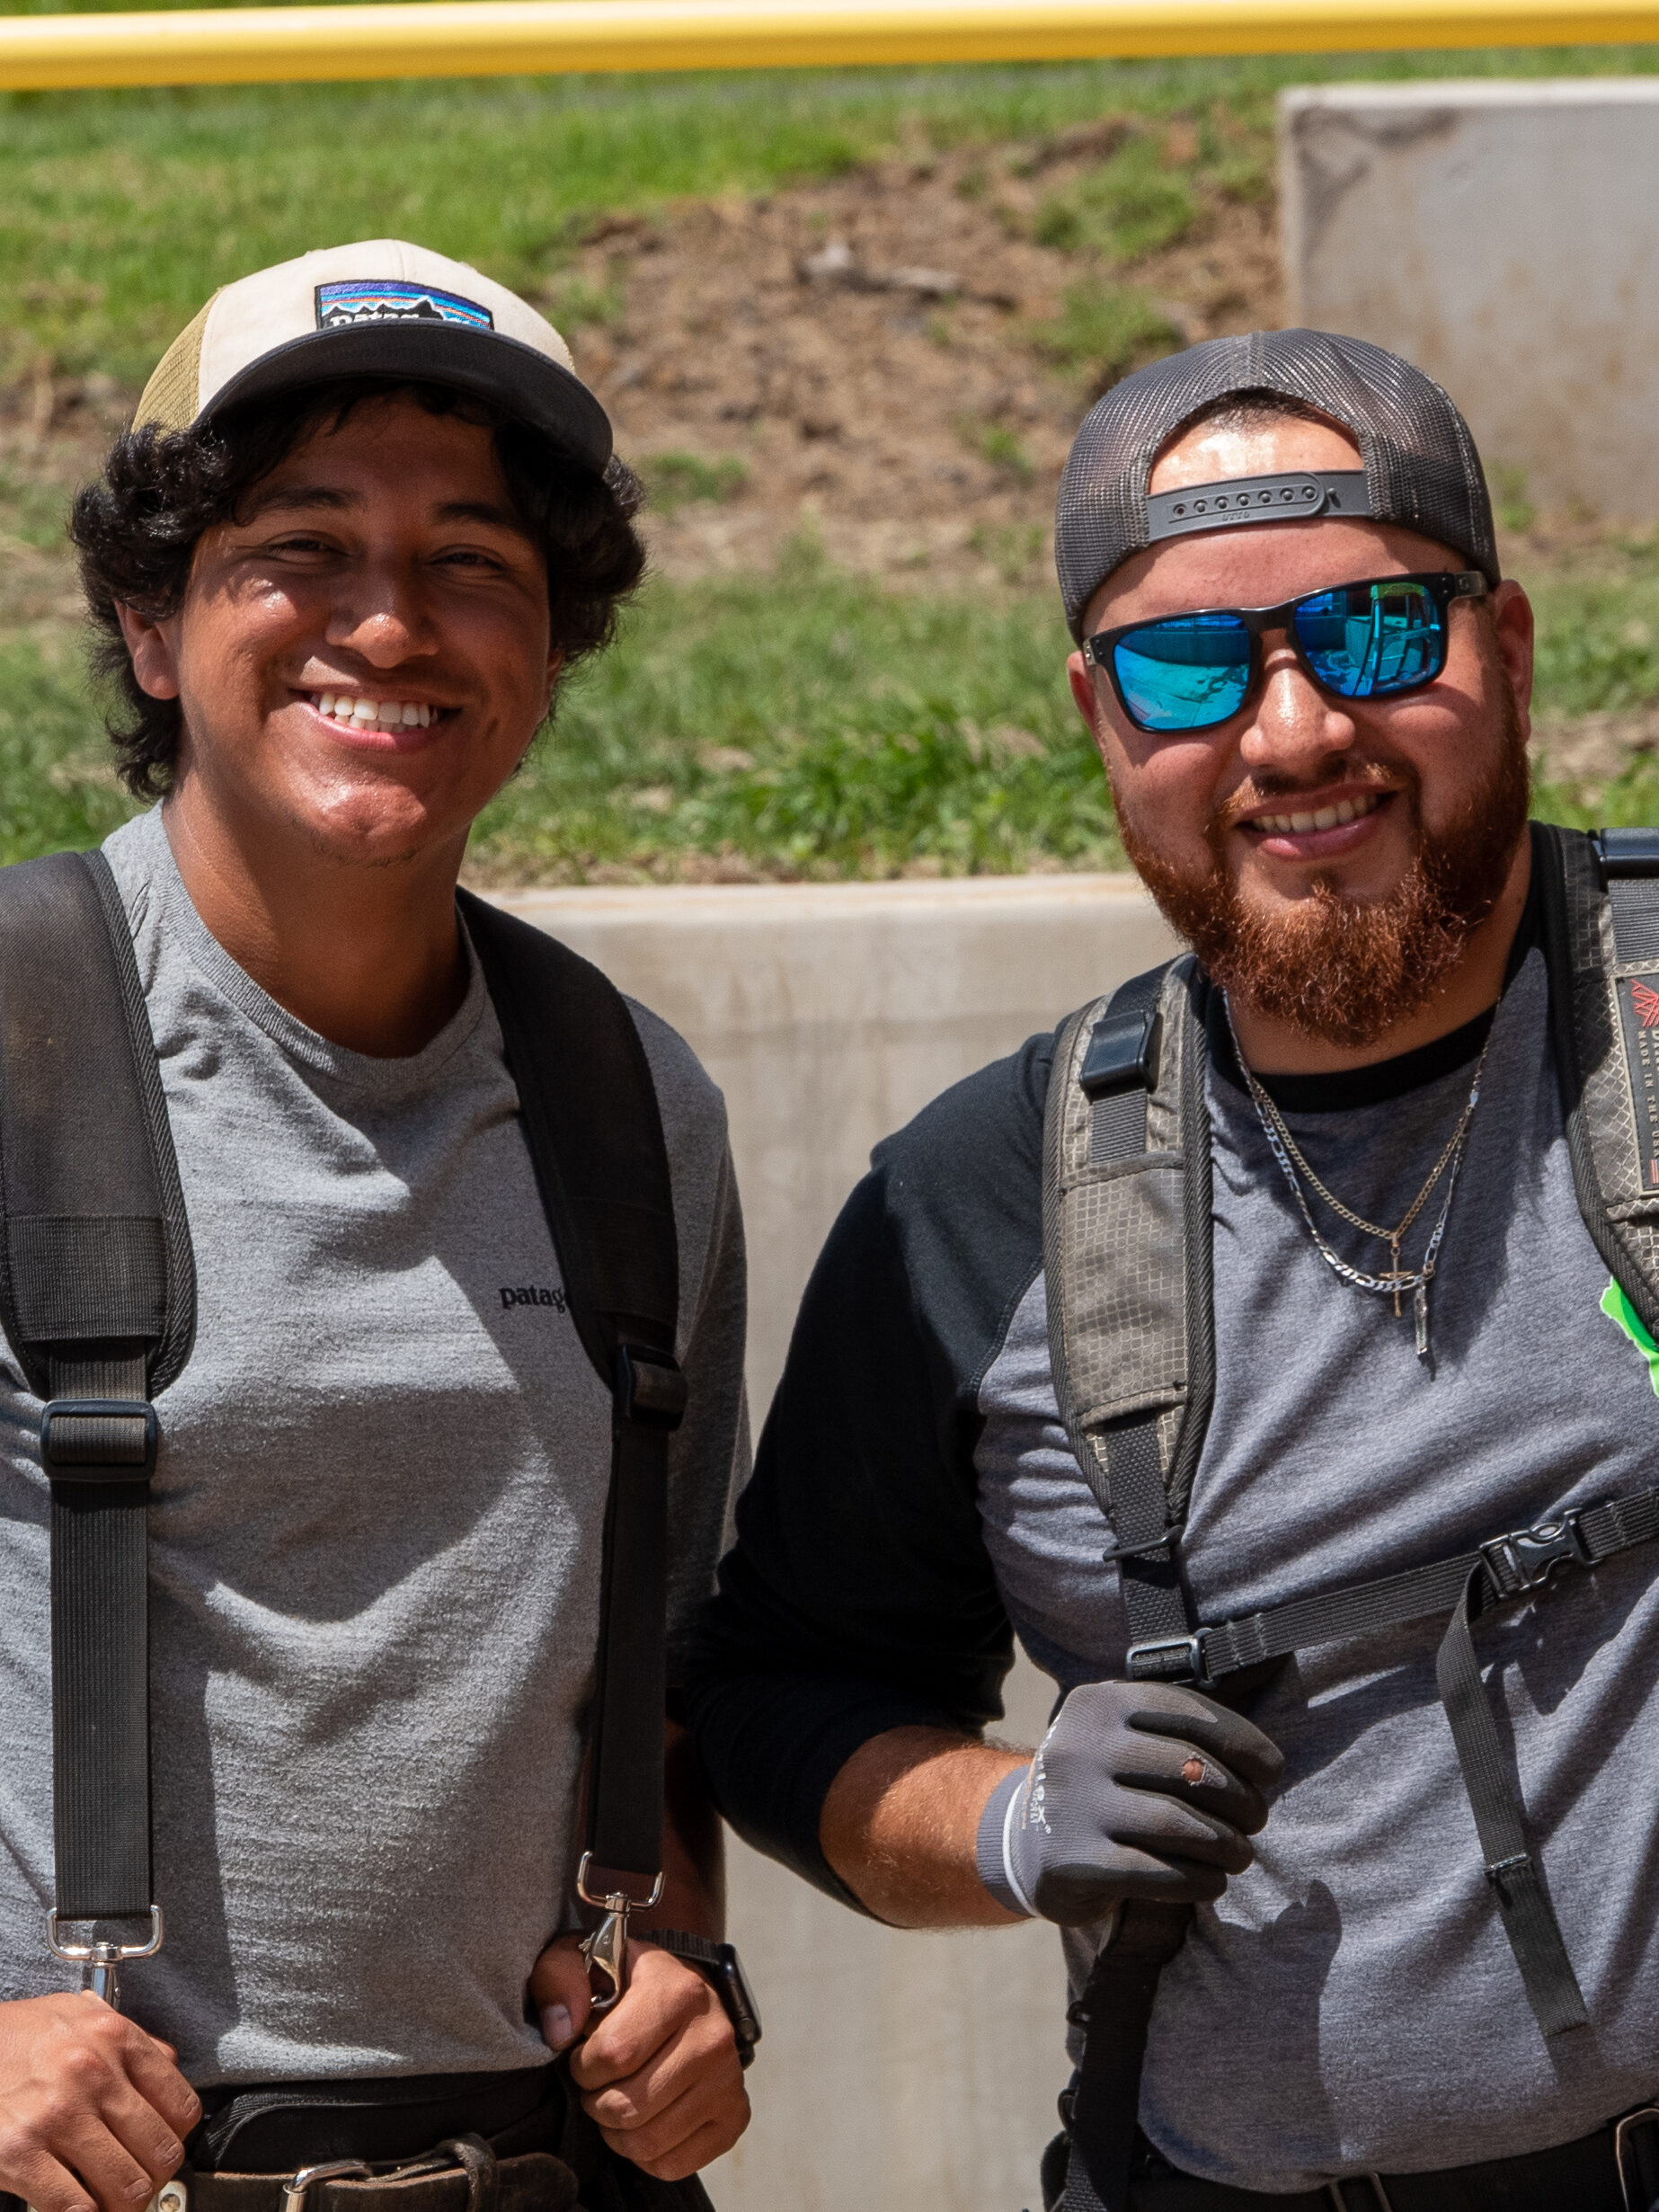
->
[0, 244, 752, 2211]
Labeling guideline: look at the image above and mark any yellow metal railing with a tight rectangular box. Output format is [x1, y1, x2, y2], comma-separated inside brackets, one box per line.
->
[0, 0, 1655, 93]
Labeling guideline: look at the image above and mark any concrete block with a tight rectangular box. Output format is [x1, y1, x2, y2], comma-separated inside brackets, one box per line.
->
[1280, 79, 1659, 517]
[490, 873, 1179, 2212]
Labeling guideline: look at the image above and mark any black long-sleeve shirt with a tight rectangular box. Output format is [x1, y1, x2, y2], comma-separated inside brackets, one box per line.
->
[688, 1027, 1055, 1900]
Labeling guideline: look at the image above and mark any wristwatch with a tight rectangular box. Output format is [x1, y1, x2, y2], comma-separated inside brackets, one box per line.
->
[642, 1930, 763, 2067]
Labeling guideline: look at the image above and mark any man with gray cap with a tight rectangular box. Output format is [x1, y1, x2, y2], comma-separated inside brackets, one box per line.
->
[689, 329, 1659, 2210]
[0, 243, 754, 2212]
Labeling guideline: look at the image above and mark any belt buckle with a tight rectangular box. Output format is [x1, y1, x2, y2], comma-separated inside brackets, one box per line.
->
[280, 2164, 372, 2212]
[1615, 2104, 1659, 2212]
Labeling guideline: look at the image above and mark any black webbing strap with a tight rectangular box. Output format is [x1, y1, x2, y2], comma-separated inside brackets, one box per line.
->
[48, 1351, 157, 1923]
[0, 850, 194, 1960]
[1435, 1568, 1587, 2035]
[1060, 968, 1210, 2212]
[458, 893, 684, 1904]
[1124, 1488, 1659, 2038]
[1136, 1487, 1659, 1687]
[1058, 1902, 1194, 2212]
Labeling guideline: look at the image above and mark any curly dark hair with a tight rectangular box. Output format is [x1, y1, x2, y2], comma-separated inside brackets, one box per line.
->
[70, 378, 646, 798]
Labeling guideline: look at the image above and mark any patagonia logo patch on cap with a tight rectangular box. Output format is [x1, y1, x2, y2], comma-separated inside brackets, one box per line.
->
[315, 278, 494, 333]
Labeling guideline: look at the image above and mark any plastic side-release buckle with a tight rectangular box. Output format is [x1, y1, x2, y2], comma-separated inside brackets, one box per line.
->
[1481, 1508, 1592, 1597]
[1594, 826, 1659, 883]
[1080, 1007, 1160, 1099]
[1125, 1630, 1210, 1687]
[614, 1345, 688, 1433]
[40, 1399, 158, 1481]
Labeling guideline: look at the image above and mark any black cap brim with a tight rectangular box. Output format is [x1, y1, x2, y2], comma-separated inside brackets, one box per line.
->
[201, 321, 613, 475]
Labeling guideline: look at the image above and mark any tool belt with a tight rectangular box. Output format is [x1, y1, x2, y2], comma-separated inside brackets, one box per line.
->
[148, 2064, 711, 2212]
[179, 2065, 583, 2212]
[1105, 2099, 1659, 2212]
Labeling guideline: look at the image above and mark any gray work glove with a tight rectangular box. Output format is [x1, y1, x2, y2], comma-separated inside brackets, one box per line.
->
[975, 1679, 1284, 1925]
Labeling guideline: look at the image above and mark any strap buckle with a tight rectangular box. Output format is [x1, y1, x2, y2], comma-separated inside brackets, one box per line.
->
[1481, 1509, 1591, 1597]
[613, 1346, 688, 1433]
[576, 1852, 665, 2015]
[1594, 826, 1659, 883]
[1125, 1630, 1211, 1687]
[40, 1399, 158, 1481]
[45, 1905, 164, 2010]
[1079, 1008, 1159, 1098]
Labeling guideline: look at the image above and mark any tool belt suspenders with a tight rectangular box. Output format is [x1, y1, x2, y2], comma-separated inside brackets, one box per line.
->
[0, 854, 685, 2023]
[460, 889, 687, 2009]
[1042, 820, 1659, 2212]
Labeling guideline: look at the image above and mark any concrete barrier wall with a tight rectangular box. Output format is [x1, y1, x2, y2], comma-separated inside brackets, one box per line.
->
[1280, 78, 1659, 517]
[491, 874, 1178, 2212]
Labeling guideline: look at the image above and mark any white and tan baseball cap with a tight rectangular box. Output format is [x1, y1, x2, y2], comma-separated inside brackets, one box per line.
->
[134, 238, 611, 474]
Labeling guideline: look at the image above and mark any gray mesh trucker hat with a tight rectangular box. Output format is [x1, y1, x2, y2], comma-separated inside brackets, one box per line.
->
[1054, 329, 1499, 639]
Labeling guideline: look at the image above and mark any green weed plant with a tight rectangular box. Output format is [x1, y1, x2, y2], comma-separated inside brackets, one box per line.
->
[4, 47, 1659, 383]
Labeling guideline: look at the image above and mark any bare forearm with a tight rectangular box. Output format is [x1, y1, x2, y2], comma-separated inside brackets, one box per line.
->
[818, 1725, 1030, 1927]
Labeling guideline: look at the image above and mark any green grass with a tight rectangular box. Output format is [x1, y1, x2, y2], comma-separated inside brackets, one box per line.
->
[471, 545, 1115, 879]
[1033, 134, 1200, 261]
[1529, 539, 1659, 716]
[11, 49, 1659, 873]
[637, 451, 750, 515]
[1030, 282, 1181, 386]
[0, 635, 134, 864]
[0, 550, 1119, 877]
[14, 532, 1659, 879]
[5, 46, 1659, 385]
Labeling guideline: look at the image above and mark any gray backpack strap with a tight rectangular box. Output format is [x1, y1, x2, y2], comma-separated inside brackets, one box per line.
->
[1042, 954, 1214, 2212]
[0, 849, 195, 2004]
[1537, 819, 1659, 1334]
[1043, 953, 1215, 1667]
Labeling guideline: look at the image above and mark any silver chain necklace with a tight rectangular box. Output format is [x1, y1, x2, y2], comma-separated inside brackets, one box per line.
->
[1224, 997, 1491, 1360]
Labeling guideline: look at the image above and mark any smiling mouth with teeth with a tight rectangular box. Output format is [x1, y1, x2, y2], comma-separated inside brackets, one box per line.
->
[310, 691, 440, 731]
[1250, 790, 1385, 836]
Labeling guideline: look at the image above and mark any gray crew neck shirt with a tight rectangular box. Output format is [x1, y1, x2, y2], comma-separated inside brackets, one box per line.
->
[975, 937, 1659, 2191]
[0, 806, 748, 2086]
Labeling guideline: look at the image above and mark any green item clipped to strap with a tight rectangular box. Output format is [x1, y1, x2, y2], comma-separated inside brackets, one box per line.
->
[1601, 1276, 1659, 1398]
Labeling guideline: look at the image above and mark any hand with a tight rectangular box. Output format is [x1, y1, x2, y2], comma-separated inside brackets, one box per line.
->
[980, 1679, 1284, 1924]
[0, 1993, 200, 2212]
[530, 1934, 749, 2181]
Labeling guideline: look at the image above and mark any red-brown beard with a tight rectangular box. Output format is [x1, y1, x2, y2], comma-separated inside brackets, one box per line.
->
[1113, 697, 1531, 1050]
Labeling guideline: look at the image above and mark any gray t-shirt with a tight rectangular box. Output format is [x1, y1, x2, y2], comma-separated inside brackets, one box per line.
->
[0, 806, 748, 2087]
[977, 939, 1659, 2191]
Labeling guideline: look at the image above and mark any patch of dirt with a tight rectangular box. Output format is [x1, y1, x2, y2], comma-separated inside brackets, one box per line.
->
[550, 130, 1281, 591]
[1532, 707, 1659, 788]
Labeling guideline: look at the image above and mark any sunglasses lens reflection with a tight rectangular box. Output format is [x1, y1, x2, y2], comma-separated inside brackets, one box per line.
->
[1294, 581, 1447, 699]
[1112, 612, 1254, 733]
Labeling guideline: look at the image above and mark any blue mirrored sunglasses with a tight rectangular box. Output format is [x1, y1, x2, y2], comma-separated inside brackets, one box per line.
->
[1084, 572, 1488, 735]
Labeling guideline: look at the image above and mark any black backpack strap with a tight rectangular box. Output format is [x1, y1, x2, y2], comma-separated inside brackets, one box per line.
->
[1042, 956, 1215, 2212]
[0, 849, 195, 2003]
[458, 893, 686, 2007]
